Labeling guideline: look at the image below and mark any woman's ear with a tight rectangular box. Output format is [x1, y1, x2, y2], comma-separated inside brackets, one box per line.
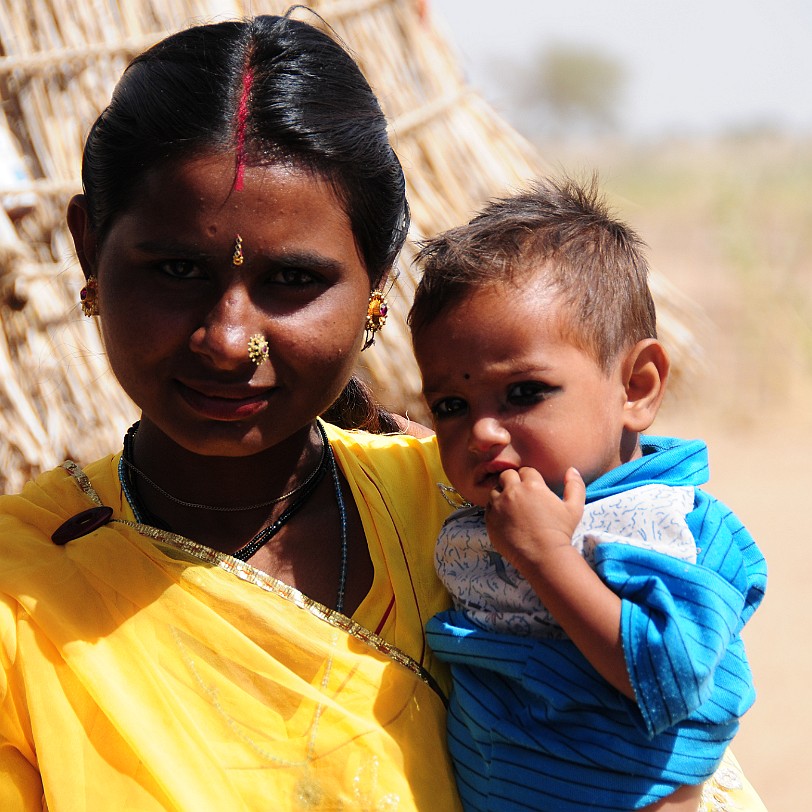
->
[621, 339, 670, 433]
[66, 194, 97, 279]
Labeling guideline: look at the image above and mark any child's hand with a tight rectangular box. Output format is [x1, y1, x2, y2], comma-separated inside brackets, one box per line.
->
[486, 467, 633, 698]
[485, 466, 585, 576]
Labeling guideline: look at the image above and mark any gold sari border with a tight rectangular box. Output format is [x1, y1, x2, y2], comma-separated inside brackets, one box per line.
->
[60, 459, 447, 706]
[61, 460, 105, 506]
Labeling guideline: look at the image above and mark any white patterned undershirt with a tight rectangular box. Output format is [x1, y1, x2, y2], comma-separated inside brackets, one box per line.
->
[435, 483, 696, 638]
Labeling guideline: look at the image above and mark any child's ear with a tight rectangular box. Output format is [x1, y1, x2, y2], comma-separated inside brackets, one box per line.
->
[66, 194, 98, 280]
[621, 339, 669, 432]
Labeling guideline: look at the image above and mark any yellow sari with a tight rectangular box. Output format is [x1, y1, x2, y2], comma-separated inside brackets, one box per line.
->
[0, 426, 460, 811]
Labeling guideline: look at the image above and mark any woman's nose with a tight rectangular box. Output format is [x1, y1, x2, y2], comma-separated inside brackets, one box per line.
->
[189, 286, 261, 370]
[468, 416, 510, 455]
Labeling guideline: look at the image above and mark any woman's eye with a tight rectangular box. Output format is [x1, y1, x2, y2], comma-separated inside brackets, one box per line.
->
[507, 381, 553, 405]
[158, 260, 204, 279]
[270, 267, 319, 287]
[430, 397, 467, 420]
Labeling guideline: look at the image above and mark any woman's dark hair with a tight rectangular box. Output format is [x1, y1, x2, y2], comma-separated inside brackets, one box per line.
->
[320, 376, 401, 434]
[81, 13, 409, 287]
[81, 13, 410, 432]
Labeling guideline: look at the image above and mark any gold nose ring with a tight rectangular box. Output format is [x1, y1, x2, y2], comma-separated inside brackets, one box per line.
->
[247, 334, 269, 365]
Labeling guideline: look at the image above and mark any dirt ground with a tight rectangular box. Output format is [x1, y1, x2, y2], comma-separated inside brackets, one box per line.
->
[654, 400, 808, 811]
[709, 416, 808, 812]
[641, 211, 810, 810]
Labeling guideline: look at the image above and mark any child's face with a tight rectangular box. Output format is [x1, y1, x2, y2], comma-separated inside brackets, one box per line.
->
[413, 276, 636, 507]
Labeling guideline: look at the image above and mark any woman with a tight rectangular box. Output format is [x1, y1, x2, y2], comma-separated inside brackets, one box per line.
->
[0, 14, 455, 810]
[0, 12, 764, 811]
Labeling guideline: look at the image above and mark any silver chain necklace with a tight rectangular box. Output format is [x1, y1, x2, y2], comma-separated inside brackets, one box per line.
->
[118, 421, 349, 613]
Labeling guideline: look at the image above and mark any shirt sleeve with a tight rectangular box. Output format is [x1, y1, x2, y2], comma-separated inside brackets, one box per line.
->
[595, 543, 755, 737]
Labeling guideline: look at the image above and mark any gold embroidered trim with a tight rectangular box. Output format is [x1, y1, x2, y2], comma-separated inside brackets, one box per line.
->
[61, 460, 104, 505]
[59, 459, 445, 702]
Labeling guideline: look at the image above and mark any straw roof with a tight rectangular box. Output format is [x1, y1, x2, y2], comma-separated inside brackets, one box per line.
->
[0, 0, 699, 493]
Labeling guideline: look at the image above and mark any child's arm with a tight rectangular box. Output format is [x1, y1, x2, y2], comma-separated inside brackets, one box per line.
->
[486, 466, 635, 699]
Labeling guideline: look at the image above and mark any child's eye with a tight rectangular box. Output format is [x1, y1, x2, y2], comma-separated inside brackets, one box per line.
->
[158, 260, 204, 279]
[506, 381, 554, 405]
[429, 397, 467, 420]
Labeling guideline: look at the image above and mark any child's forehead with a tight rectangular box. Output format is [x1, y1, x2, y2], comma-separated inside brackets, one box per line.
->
[459, 270, 562, 314]
[452, 273, 597, 359]
[420, 280, 569, 355]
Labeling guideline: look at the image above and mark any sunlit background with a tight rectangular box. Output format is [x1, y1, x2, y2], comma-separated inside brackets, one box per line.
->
[432, 2, 811, 808]
[434, 0, 812, 139]
[0, 2, 806, 807]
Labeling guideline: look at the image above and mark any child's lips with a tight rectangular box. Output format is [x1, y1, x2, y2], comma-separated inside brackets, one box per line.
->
[475, 459, 518, 487]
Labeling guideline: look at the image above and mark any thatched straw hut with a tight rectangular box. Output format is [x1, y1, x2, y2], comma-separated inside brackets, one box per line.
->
[0, 0, 697, 493]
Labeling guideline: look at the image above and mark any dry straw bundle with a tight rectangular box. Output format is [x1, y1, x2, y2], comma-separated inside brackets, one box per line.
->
[0, 0, 698, 493]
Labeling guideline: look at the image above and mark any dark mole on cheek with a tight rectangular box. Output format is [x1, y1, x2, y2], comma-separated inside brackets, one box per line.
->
[463, 373, 470, 380]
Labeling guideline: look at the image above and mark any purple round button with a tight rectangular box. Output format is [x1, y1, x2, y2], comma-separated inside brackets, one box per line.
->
[51, 506, 114, 545]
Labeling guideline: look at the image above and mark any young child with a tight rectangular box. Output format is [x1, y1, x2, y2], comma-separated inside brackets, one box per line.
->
[409, 177, 767, 812]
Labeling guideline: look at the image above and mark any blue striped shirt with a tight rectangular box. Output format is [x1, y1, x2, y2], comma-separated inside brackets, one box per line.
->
[427, 435, 767, 811]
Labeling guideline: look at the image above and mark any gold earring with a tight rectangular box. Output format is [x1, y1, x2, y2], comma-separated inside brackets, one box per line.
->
[232, 235, 244, 266]
[362, 290, 388, 350]
[80, 275, 99, 317]
[248, 333, 269, 365]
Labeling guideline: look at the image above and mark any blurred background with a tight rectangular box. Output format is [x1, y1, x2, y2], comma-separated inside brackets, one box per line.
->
[432, 1, 811, 807]
[0, 1, 807, 807]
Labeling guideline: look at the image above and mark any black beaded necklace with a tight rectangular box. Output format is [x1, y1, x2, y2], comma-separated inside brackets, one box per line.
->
[118, 421, 349, 613]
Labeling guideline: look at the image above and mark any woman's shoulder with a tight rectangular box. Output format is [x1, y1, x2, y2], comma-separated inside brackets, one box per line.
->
[322, 421, 445, 486]
[322, 420, 452, 568]
[0, 459, 115, 617]
[0, 455, 121, 561]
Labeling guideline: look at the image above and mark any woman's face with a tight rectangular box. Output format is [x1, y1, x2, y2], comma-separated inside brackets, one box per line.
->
[75, 153, 372, 457]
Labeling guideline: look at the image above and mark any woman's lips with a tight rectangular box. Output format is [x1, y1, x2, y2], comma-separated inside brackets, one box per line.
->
[176, 381, 274, 420]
